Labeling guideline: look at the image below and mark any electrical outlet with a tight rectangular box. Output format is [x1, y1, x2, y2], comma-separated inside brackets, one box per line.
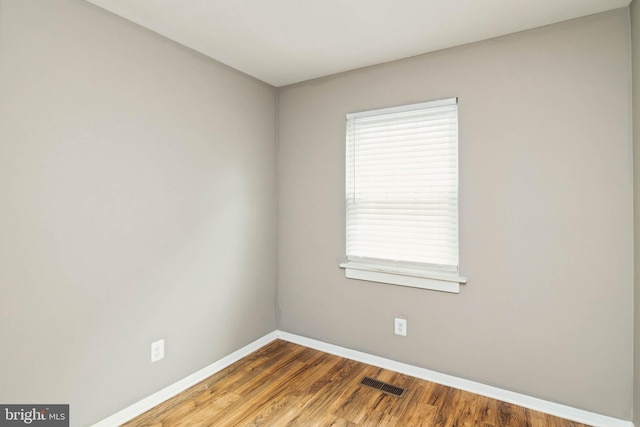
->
[151, 339, 164, 362]
[394, 318, 407, 336]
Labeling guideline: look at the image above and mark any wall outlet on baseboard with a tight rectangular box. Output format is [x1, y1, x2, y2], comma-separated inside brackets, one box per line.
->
[151, 339, 165, 362]
[394, 318, 407, 336]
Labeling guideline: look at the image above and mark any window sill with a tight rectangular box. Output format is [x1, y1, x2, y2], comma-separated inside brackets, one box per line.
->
[339, 261, 467, 294]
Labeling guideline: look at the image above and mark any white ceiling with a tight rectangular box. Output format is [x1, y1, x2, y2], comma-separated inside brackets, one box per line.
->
[85, 0, 630, 87]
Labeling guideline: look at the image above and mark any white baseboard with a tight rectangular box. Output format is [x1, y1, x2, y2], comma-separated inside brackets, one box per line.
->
[91, 331, 278, 427]
[276, 331, 634, 427]
[92, 329, 634, 427]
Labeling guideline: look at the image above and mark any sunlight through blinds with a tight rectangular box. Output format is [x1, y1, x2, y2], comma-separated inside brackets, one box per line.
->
[346, 98, 459, 273]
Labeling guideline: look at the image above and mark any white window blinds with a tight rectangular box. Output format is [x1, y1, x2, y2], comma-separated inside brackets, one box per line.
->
[345, 98, 459, 276]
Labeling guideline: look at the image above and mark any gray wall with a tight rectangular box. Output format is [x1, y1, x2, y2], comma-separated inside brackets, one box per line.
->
[0, 1, 277, 425]
[632, 1, 640, 424]
[278, 9, 634, 419]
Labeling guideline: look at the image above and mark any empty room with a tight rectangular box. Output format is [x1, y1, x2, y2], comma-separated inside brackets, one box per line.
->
[1, 0, 639, 426]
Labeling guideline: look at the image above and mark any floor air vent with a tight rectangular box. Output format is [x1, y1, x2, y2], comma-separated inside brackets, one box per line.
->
[359, 376, 406, 397]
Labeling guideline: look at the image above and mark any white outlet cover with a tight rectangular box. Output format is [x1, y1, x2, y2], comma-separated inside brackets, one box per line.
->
[151, 339, 165, 362]
[394, 318, 407, 336]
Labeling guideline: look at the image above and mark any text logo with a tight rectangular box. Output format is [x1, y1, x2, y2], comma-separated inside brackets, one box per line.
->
[0, 405, 68, 426]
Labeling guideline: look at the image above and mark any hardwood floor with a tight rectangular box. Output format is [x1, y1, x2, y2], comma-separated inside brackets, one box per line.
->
[123, 340, 591, 427]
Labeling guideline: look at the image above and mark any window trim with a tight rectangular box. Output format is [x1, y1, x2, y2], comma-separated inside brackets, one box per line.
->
[340, 98, 466, 293]
[345, 97, 456, 121]
[340, 262, 466, 293]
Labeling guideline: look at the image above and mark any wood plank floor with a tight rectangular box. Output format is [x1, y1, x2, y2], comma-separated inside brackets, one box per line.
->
[123, 340, 591, 427]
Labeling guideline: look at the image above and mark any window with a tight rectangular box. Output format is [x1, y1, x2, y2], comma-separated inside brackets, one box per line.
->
[340, 98, 466, 293]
